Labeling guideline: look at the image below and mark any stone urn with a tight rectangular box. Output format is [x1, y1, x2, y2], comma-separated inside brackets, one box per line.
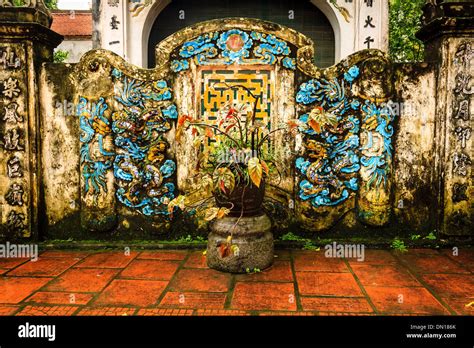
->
[207, 182, 274, 273]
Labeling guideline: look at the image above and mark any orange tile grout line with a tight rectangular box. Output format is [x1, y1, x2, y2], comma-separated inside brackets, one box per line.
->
[390, 251, 458, 315]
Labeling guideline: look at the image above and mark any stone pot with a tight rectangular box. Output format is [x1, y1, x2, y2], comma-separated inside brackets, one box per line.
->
[208, 164, 273, 273]
[214, 179, 265, 217]
[207, 213, 273, 273]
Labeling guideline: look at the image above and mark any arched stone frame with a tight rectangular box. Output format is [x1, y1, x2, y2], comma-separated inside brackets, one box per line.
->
[160, 19, 310, 206]
[310, 0, 346, 63]
[133, 0, 171, 69]
[128, 0, 346, 68]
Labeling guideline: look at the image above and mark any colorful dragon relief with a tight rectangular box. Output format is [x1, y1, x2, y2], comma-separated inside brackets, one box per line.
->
[75, 20, 395, 233]
[295, 58, 395, 230]
[78, 60, 178, 230]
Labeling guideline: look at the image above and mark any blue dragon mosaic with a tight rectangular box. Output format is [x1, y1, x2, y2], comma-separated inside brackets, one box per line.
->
[79, 68, 178, 217]
[360, 100, 396, 189]
[171, 29, 296, 72]
[295, 65, 395, 207]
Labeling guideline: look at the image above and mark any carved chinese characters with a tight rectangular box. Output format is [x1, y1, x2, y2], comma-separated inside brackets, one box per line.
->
[2, 128, 24, 151]
[454, 126, 471, 149]
[453, 152, 471, 177]
[110, 15, 120, 30]
[0, 47, 21, 69]
[452, 42, 473, 185]
[446, 40, 473, 232]
[6, 211, 25, 235]
[2, 77, 20, 98]
[5, 183, 24, 206]
[0, 43, 27, 237]
[7, 156, 22, 178]
[2, 102, 21, 123]
[360, 0, 378, 49]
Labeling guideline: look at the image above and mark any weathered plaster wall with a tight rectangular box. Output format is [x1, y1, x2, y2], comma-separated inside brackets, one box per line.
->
[392, 63, 439, 233]
[437, 37, 473, 236]
[25, 19, 426, 241]
[0, 4, 63, 241]
[31, 19, 400, 241]
[39, 62, 81, 238]
[37, 57, 446, 241]
[391, 38, 473, 237]
[56, 39, 93, 63]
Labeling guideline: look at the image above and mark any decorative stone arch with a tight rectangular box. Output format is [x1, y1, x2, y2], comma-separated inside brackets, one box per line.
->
[310, 0, 344, 62]
[137, 0, 171, 69]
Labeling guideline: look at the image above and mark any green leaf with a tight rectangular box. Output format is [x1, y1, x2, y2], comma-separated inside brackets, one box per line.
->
[53, 50, 69, 63]
[388, 0, 425, 62]
[391, 238, 408, 252]
[424, 232, 437, 241]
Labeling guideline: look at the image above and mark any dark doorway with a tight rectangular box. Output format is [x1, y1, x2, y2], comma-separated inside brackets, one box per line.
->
[147, 0, 335, 68]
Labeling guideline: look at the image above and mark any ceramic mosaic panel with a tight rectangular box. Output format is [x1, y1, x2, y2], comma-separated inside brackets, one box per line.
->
[79, 67, 178, 220]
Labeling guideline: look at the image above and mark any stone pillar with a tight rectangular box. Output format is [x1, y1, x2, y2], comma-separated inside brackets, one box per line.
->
[417, 1, 474, 235]
[95, 0, 127, 58]
[0, 2, 63, 240]
[92, 0, 102, 49]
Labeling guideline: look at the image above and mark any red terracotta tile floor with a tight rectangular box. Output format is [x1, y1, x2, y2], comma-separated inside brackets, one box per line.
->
[0, 249, 472, 316]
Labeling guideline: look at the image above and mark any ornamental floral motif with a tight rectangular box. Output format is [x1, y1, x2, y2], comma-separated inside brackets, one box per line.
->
[217, 29, 253, 63]
[171, 29, 296, 72]
[79, 68, 178, 217]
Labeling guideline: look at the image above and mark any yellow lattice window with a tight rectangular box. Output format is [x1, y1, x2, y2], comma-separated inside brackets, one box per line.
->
[198, 66, 274, 123]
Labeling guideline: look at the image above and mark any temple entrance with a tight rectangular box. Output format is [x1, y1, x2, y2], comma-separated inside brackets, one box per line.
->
[147, 0, 335, 68]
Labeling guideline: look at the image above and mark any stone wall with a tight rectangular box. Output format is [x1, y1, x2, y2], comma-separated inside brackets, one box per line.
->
[392, 63, 439, 233]
[0, 2, 472, 242]
[38, 19, 397, 240]
[39, 62, 81, 238]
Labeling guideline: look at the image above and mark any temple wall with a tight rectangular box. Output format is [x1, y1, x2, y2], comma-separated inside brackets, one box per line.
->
[36, 20, 401, 239]
[0, 4, 472, 242]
